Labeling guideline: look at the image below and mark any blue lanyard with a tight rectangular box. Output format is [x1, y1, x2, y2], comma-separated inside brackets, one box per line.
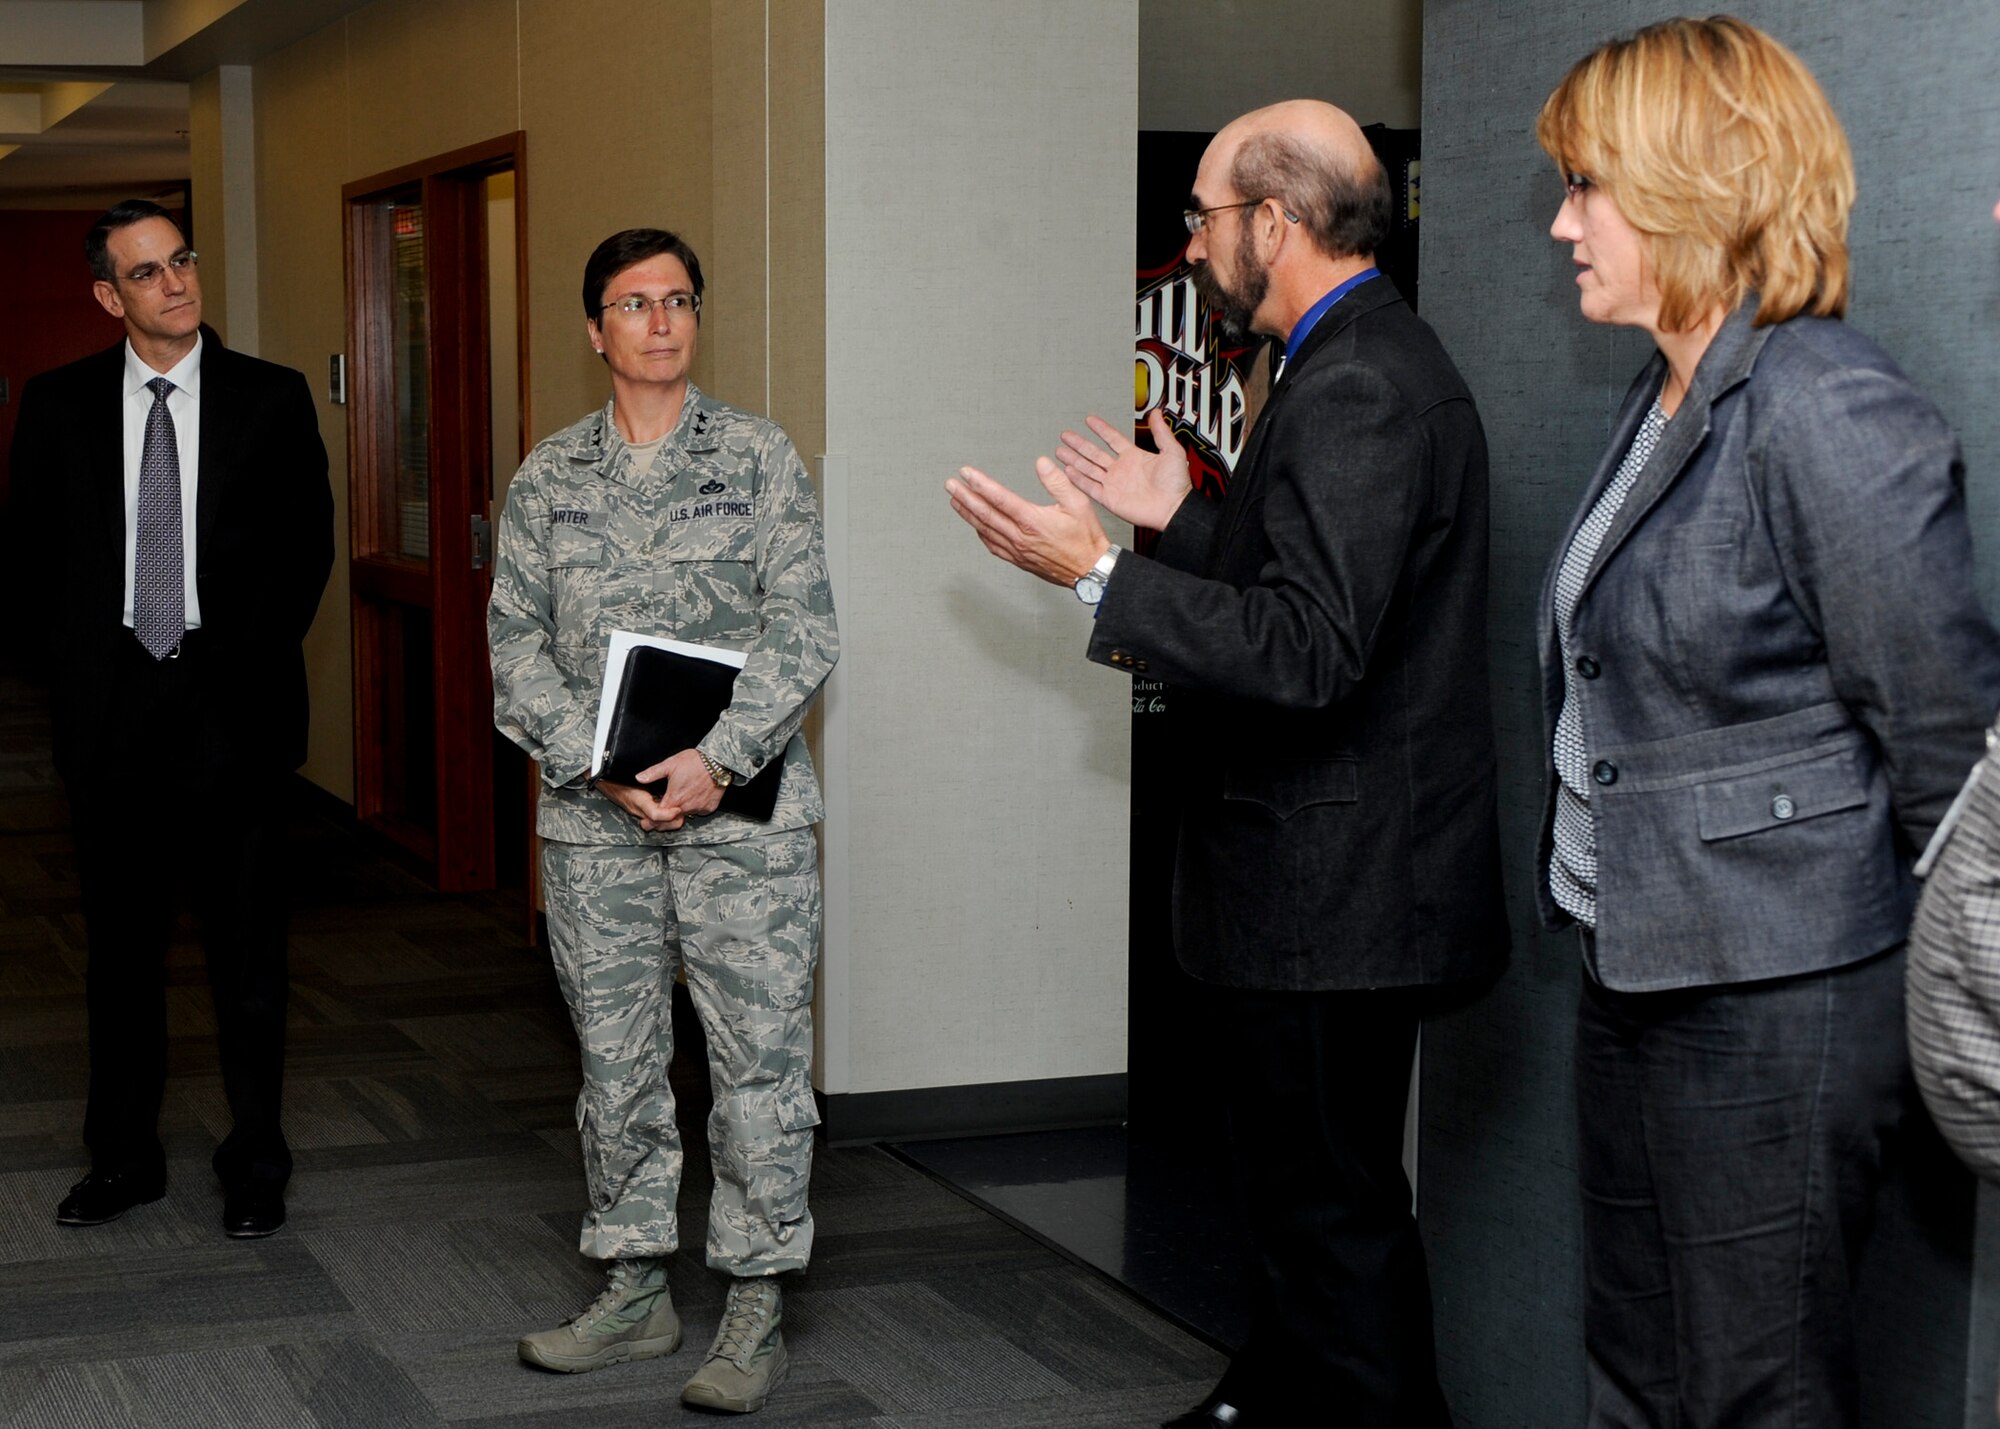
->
[1283, 268, 1381, 368]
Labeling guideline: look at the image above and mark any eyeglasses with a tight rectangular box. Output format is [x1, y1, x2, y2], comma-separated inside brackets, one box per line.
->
[1184, 200, 1261, 234]
[601, 291, 702, 319]
[1182, 198, 1300, 235]
[1563, 173, 1594, 199]
[118, 250, 198, 287]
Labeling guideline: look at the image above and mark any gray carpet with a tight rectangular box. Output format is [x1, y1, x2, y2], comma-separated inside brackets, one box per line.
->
[0, 673, 1223, 1427]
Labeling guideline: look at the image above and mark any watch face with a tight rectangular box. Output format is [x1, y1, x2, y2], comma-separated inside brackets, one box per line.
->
[1076, 575, 1106, 605]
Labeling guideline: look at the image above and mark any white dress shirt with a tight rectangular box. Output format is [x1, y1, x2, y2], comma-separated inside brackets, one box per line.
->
[121, 333, 203, 630]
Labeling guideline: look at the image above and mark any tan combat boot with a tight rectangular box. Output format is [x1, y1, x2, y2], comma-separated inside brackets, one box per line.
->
[680, 1276, 788, 1413]
[517, 1257, 681, 1372]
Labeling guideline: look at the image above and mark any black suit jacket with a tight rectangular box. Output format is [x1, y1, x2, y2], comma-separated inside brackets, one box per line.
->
[8, 326, 333, 779]
[1091, 276, 1507, 991]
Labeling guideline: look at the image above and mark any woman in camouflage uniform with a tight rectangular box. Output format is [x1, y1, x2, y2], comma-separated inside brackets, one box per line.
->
[487, 228, 838, 1415]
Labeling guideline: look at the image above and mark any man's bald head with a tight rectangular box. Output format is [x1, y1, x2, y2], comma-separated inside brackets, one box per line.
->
[1211, 100, 1390, 262]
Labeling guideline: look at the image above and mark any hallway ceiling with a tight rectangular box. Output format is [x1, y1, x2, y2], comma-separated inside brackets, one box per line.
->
[0, 0, 374, 204]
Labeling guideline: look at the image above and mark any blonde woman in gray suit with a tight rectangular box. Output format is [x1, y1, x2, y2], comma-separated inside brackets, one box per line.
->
[1535, 18, 2000, 1427]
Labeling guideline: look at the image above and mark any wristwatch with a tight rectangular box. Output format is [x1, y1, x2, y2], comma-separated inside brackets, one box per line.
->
[696, 750, 735, 788]
[1074, 544, 1122, 606]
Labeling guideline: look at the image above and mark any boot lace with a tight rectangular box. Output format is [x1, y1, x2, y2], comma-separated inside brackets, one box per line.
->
[574, 1260, 652, 1332]
[711, 1279, 779, 1365]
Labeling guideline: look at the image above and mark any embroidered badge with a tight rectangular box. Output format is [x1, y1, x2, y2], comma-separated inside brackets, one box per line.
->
[548, 508, 604, 530]
[668, 496, 755, 524]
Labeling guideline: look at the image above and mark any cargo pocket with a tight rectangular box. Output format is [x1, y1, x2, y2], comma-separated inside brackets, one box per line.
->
[774, 1063, 822, 1134]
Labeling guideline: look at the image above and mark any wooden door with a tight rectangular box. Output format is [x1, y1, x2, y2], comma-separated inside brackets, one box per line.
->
[343, 134, 528, 891]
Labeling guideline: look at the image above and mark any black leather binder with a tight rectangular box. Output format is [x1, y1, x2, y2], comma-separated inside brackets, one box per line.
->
[595, 642, 783, 820]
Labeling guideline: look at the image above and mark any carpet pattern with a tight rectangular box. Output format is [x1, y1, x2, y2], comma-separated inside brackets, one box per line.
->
[0, 675, 1222, 1427]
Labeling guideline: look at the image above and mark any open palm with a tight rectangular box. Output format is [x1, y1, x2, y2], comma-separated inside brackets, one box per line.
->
[1055, 409, 1194, 532]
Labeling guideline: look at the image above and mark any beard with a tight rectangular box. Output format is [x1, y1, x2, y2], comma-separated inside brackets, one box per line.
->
[1191, 222, 1268, 342]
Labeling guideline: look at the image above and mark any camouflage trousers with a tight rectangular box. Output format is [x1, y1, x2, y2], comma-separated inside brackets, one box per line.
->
[540, 827, 822, 1274]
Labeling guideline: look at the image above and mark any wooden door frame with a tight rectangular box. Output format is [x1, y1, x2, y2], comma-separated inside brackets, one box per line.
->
[342, 131, 530, 891]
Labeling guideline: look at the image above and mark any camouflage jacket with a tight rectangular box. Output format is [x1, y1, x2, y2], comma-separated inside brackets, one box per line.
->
[488, 386, 838, 846]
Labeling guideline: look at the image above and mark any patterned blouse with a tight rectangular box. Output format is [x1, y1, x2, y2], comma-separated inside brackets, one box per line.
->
[1549, 397, 1669, 927]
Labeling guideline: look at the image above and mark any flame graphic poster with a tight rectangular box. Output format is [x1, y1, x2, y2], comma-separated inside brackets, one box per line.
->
[1125, 130, 1264, 1135]
[1129, 133, 1268, 555]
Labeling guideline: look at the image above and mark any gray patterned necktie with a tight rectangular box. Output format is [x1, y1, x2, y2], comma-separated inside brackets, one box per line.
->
[134, 376, 185, 660]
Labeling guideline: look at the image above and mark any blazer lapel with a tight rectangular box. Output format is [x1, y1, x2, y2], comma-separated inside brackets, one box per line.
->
[1536, 375, 1656, 724]
[194, 329, 233, 560]
[1539, 354, 1665, 647]
[1277, 274, 1396, 393]
[1206, 376, 1281, 568]
[1575, 304, 1774, 605]
[1208, 276, 1401, 566]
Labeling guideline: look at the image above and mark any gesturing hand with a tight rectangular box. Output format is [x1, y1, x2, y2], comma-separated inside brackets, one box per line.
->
[1054, 409, 1193, 532]
[946, 456, 1110, 588]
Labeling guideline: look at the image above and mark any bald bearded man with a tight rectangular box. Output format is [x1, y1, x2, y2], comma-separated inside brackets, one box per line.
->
[949, 101, 1506, 1426]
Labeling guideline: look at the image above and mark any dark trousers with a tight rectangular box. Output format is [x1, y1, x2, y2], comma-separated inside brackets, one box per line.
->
[65, 632, 295, 1190]
[1214, 984, 1450, 1428]
[1575, 944, 1908, 1429]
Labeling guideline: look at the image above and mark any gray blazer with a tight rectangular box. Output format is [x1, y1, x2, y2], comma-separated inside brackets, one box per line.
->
[1536, 304, 2000, 991]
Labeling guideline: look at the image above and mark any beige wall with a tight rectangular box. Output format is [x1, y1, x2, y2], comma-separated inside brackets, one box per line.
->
[238, 0, 817, 803]
[1139, 0, 1422, 131]
[706, 0, 825, 459]
[254, 16, 351, 797]
[518, 0, 717, 440]
[765, 5, 826, 470]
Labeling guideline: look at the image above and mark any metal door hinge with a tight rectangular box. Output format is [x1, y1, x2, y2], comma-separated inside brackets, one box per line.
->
[470, 513, 493, 570]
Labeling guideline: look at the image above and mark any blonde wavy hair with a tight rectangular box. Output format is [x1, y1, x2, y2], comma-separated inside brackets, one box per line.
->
[1536, 15, 1854, 332]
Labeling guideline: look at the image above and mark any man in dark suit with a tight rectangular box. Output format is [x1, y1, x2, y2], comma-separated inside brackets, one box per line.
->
[948, 101, 1506, 1427]
[8, 199, 333, 1239]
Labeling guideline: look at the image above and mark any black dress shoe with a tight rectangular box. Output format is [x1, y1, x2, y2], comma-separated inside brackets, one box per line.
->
[222, 1186, 286, 1239]
[55, 1169, 167, 1226]
[1162, 1391, 1247, 1427]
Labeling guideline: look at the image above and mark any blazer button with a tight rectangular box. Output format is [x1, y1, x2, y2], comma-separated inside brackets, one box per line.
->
[1592, 760, 1618, 786]
[1772, 794, 1796, 820]
[1133, 659, 1149, 672]
[1575, 655, 1600, 679]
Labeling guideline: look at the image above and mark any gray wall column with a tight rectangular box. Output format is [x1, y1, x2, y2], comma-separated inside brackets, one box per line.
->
[214, 65, 258, 355]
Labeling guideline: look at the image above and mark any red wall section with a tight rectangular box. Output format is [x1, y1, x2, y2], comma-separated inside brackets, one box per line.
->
[0, 210, 128, 508]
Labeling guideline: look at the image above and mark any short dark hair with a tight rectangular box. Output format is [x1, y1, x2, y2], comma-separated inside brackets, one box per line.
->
[582, 228, 705, 322]
[86, 199, 184, 282]
[1230, 130, 1390, 261]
